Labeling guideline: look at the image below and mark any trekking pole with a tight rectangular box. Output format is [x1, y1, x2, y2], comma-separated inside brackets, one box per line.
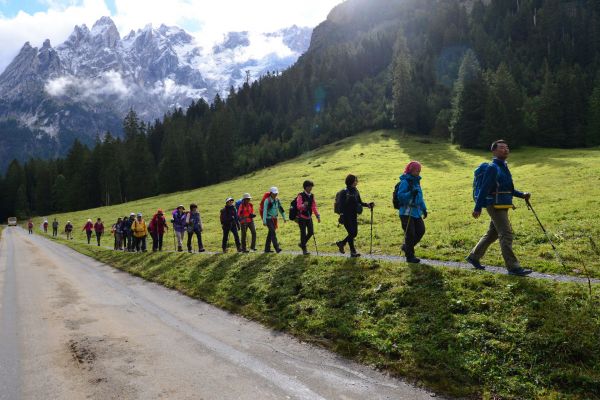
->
[369, 206, 374, 255]
[526, 198, 567, 270]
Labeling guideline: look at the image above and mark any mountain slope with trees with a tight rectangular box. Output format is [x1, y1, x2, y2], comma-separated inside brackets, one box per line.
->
[2, 0, 600, 219]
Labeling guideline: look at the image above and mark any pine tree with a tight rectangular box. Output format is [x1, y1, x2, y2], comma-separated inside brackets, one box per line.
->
[536, 65, 564, 146]
[392, 33, 418, 132]
[586, 74, 600, 146]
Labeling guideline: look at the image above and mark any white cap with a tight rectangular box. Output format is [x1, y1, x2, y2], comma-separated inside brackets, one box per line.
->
[242, 193, 252, 199]
[225, 197, 234, 203]
[137, 212, 142, 217]
[87, 218, 92, 222]
[130, 212, 135, 216]
[269, 186, 279, 194]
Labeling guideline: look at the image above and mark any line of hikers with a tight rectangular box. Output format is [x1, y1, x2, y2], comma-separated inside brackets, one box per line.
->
[40, 139, 534, 276]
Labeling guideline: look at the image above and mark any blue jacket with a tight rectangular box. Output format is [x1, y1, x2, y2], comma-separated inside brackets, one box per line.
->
[186, 211, 203, 232]
[172, 210, 188, 233]
[475, 158, 525, 212]
[396, 174, 427, 218]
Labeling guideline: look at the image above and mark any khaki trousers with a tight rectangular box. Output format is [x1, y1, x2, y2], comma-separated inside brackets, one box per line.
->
[470, 206, 520, 270]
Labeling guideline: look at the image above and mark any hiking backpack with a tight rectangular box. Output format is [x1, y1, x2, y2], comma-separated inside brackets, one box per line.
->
[259, 192, 272, 219]
[334, 189, 346, 214]
[472, 162, 498, 203]
[289, 193, 311, 221]
[392, 180, 414, 209]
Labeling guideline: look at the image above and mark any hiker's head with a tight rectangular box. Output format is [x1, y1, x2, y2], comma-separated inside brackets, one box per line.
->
[190, 203, 197, 211]
[130, 212, 135, 219]
[97, 218, 101, 222]
[117, 217, 122, 222]
[177, 205, 185, 212]
[137, 213, 142, 220]
[303, 180, 314, 193]
[345, 174, 358, 188]
[157, 208, 163, 216]
[242, 193, 252, 203]
[404, 161, 422, 177]
[226, 197, 234, 206]
[269, 187, 279, 198]
[491, 140, 509, 160]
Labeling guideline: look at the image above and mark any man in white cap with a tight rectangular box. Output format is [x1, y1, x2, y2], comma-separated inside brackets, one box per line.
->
[237, 193, 257, 252]
[262, 187, 286, 253]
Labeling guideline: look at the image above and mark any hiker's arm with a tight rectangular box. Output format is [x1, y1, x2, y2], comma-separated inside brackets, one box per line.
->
[513, 188, 530, 200]
[296, 194, 304, 211]
[312, 198, 320, 221]
[396, 180, 412, 204]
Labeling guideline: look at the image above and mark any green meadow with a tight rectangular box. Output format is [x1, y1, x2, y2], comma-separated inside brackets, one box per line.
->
[38, 130, 600, 277]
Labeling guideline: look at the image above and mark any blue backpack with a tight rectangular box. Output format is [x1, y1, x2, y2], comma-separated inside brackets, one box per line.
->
[473, 162, 498, 203]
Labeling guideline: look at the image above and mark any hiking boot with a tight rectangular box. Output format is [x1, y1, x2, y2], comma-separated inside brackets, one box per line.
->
[188, 249, 192, 253]
[250, 247, 257, 252]
[275, 248, 282, 254]
[264, 249, 274, 253]
[302, 249, 310, 256]
[406, 256, 421, 264]
[336, 241, 345, 254]
[198, 248, 206, 252]
[350, 252, 361, 258]
[508, 267, 533, 276]
[177, 246, 183, 252]
[466, 255, 485, 270]
[223, 248, 228, 253]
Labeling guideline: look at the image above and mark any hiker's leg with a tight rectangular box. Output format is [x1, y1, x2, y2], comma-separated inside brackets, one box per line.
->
[470, 207, 499, 261]
[96, 232, 101, 246]
[222, 226, 229, 251]
[306, 218, 314, 244]
[232, 226, 241, 250]
[265, 222, 272, 251]
[195, 230, 203, 250]
[298, 219, 308, 248]
[491, 209, 520, 269]
[249, 222, 256, 250]
[401, 216, 416, 257]
[414, 218, 426, 246]
[187, 231, 193, 251]
[240, 223, 248, 251]
[158, 234, 163, 251]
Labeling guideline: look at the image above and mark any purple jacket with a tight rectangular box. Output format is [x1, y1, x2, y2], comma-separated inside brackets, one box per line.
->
[172, 209, 187, 233]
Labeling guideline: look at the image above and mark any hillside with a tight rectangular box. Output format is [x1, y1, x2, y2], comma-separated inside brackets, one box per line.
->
[37, 130, 600, 278]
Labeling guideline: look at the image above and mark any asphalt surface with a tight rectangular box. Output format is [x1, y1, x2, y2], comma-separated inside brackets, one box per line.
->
[0, 227, 442, 400]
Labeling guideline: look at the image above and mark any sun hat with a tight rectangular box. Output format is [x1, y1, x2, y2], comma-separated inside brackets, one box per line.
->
[242, 193, 252, 199]
[269, 186, 279, 194]
[225, 197, 234, 203]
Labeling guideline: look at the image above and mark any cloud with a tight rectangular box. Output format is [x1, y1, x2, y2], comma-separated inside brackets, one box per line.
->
[45, 70, 130, 103]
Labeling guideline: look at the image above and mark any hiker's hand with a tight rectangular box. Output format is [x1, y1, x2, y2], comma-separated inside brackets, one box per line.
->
[523, 192, 531, 200]
[369, 202, 375, 209]
[423, 211, 428, 219]
[472, 211, 481, 219]
[317, 216, 321, 223]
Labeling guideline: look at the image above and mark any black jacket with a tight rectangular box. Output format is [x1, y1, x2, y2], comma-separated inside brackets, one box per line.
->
[341, 187, 368, 217]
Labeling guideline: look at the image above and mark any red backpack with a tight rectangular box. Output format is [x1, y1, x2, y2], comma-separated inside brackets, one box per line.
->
[259, 192, 271, 219]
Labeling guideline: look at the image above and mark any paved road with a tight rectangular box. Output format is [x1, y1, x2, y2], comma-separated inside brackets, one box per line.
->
[0, 227, 440, 400]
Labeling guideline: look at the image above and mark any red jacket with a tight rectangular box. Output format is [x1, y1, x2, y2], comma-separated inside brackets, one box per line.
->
[83, 221, 93, 232]
[237, 202, 255, 224]
[296, 192, 320, 220]
[148, 214, 168, 234]
[94, 222, 104, 233]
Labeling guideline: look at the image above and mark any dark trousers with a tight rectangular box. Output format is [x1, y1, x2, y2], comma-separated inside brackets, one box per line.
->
[240, 221, 256, 251]
[52, 227, 58, 237]
[298, 218, 314, 249]
[115, 233, 123, 250]
[125, 233, 134, 251]
[28, 228, 32, 234]
[133, 236, 146, 252]
[340, 216, 358, 253]
[151, 232, 164, 251]
[400, 216, 425, 258]
[95, 232, 102, 246]
[86, 231, 92, 244]
[264, 218, 280, 252]
[187, 230, 204, 251]
[222, 224, 240, 251]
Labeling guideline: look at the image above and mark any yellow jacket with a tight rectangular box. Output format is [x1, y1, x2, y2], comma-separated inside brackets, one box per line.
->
[132, 219, 147, 238]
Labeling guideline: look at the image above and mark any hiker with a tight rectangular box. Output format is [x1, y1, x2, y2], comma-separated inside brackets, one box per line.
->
[221, 197, 241, 253]
[43, 219, 48, 233]
[335, 174, 374, 257]
[52, 218, 59, 237]
[237, 193, 257, 252]
[132, 213, 147, 252]
[172, 205, 187, 252]
[186, 204, 205, 253]
[83, 219, 94, 243]
[27, 219, 33, 234]
[94, 218, 104, 246]
[262, 187, 286, 253]
[396, 161, 428, 263]
[467, 139, 532, 276]
[113, 217, 124, 250]
[148, 209, 168, 252]
[123, 213, 135, 251]
[295, 180, 321, 255]
[65, 221, 73, 240]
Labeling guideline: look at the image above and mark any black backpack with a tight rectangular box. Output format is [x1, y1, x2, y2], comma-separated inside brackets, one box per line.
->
[334, 189, 346, 214]
[289, 193, 311, 221]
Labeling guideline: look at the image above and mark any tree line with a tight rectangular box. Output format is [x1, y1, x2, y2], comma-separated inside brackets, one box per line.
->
[2, 0, 600, 221]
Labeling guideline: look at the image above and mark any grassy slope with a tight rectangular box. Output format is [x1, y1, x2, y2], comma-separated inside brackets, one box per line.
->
[39, 130, 600, 277]
[58, 239, 599, 399]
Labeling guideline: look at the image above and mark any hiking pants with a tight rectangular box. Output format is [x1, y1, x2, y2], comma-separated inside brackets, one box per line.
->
[133, 236, 147, 252]
[340, 216, 358, 253]
[240, 221, 256, 251]
[400, 216, 425, 258]
[298, 218, 314, 249]
[175, 230, 185, 250]
[66, 231, 72, 240]
[86, 231, 92, 244]
[187, 230, 204, 252]
[115, 233, 123, 250]
[52, 227, 58, 237]
[264, 218, 280, 252]
[126, 233, 134, 251]
[470, 206, 520, 269]
[222, 224, 240, 251]
[95, 232, 102, 246]
[151, 232, 164, 251]
[28, 228, 33, 234]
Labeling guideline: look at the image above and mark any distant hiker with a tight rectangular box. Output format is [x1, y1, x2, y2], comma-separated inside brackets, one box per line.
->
[43, 219, 48, 233]
[186, 204, 205, 253]
[237, 193, 257, 252]
[467, 140, 532, 276]
[132, 213, 148, 252]
[94, 218, 104, 246]
[396, 161, 428, 263]
[113, 217, 124, 250]
[65, 221, 73, 240]
[52, 218, 59, 237]
[83, 219, 94, 243]
[335, 174, 374, 257]
[122, 214, 134, 251]
[148, 209, 168, 252]
[172, 205, 187, 252]
[262, 187, 286, 253]
[28, 219, 33, 234]
[294, 180, 321, 255]
[221, 197, 241, 253]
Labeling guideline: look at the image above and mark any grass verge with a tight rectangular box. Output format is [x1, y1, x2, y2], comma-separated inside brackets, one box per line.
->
[57, 237, 600, 400]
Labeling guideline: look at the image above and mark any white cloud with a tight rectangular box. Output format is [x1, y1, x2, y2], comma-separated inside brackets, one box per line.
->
[45, 70, 130, 103]
[0, 0, 342, 73]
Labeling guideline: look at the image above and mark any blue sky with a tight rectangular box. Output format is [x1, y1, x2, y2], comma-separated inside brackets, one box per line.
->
[0, 1, 117, 17]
